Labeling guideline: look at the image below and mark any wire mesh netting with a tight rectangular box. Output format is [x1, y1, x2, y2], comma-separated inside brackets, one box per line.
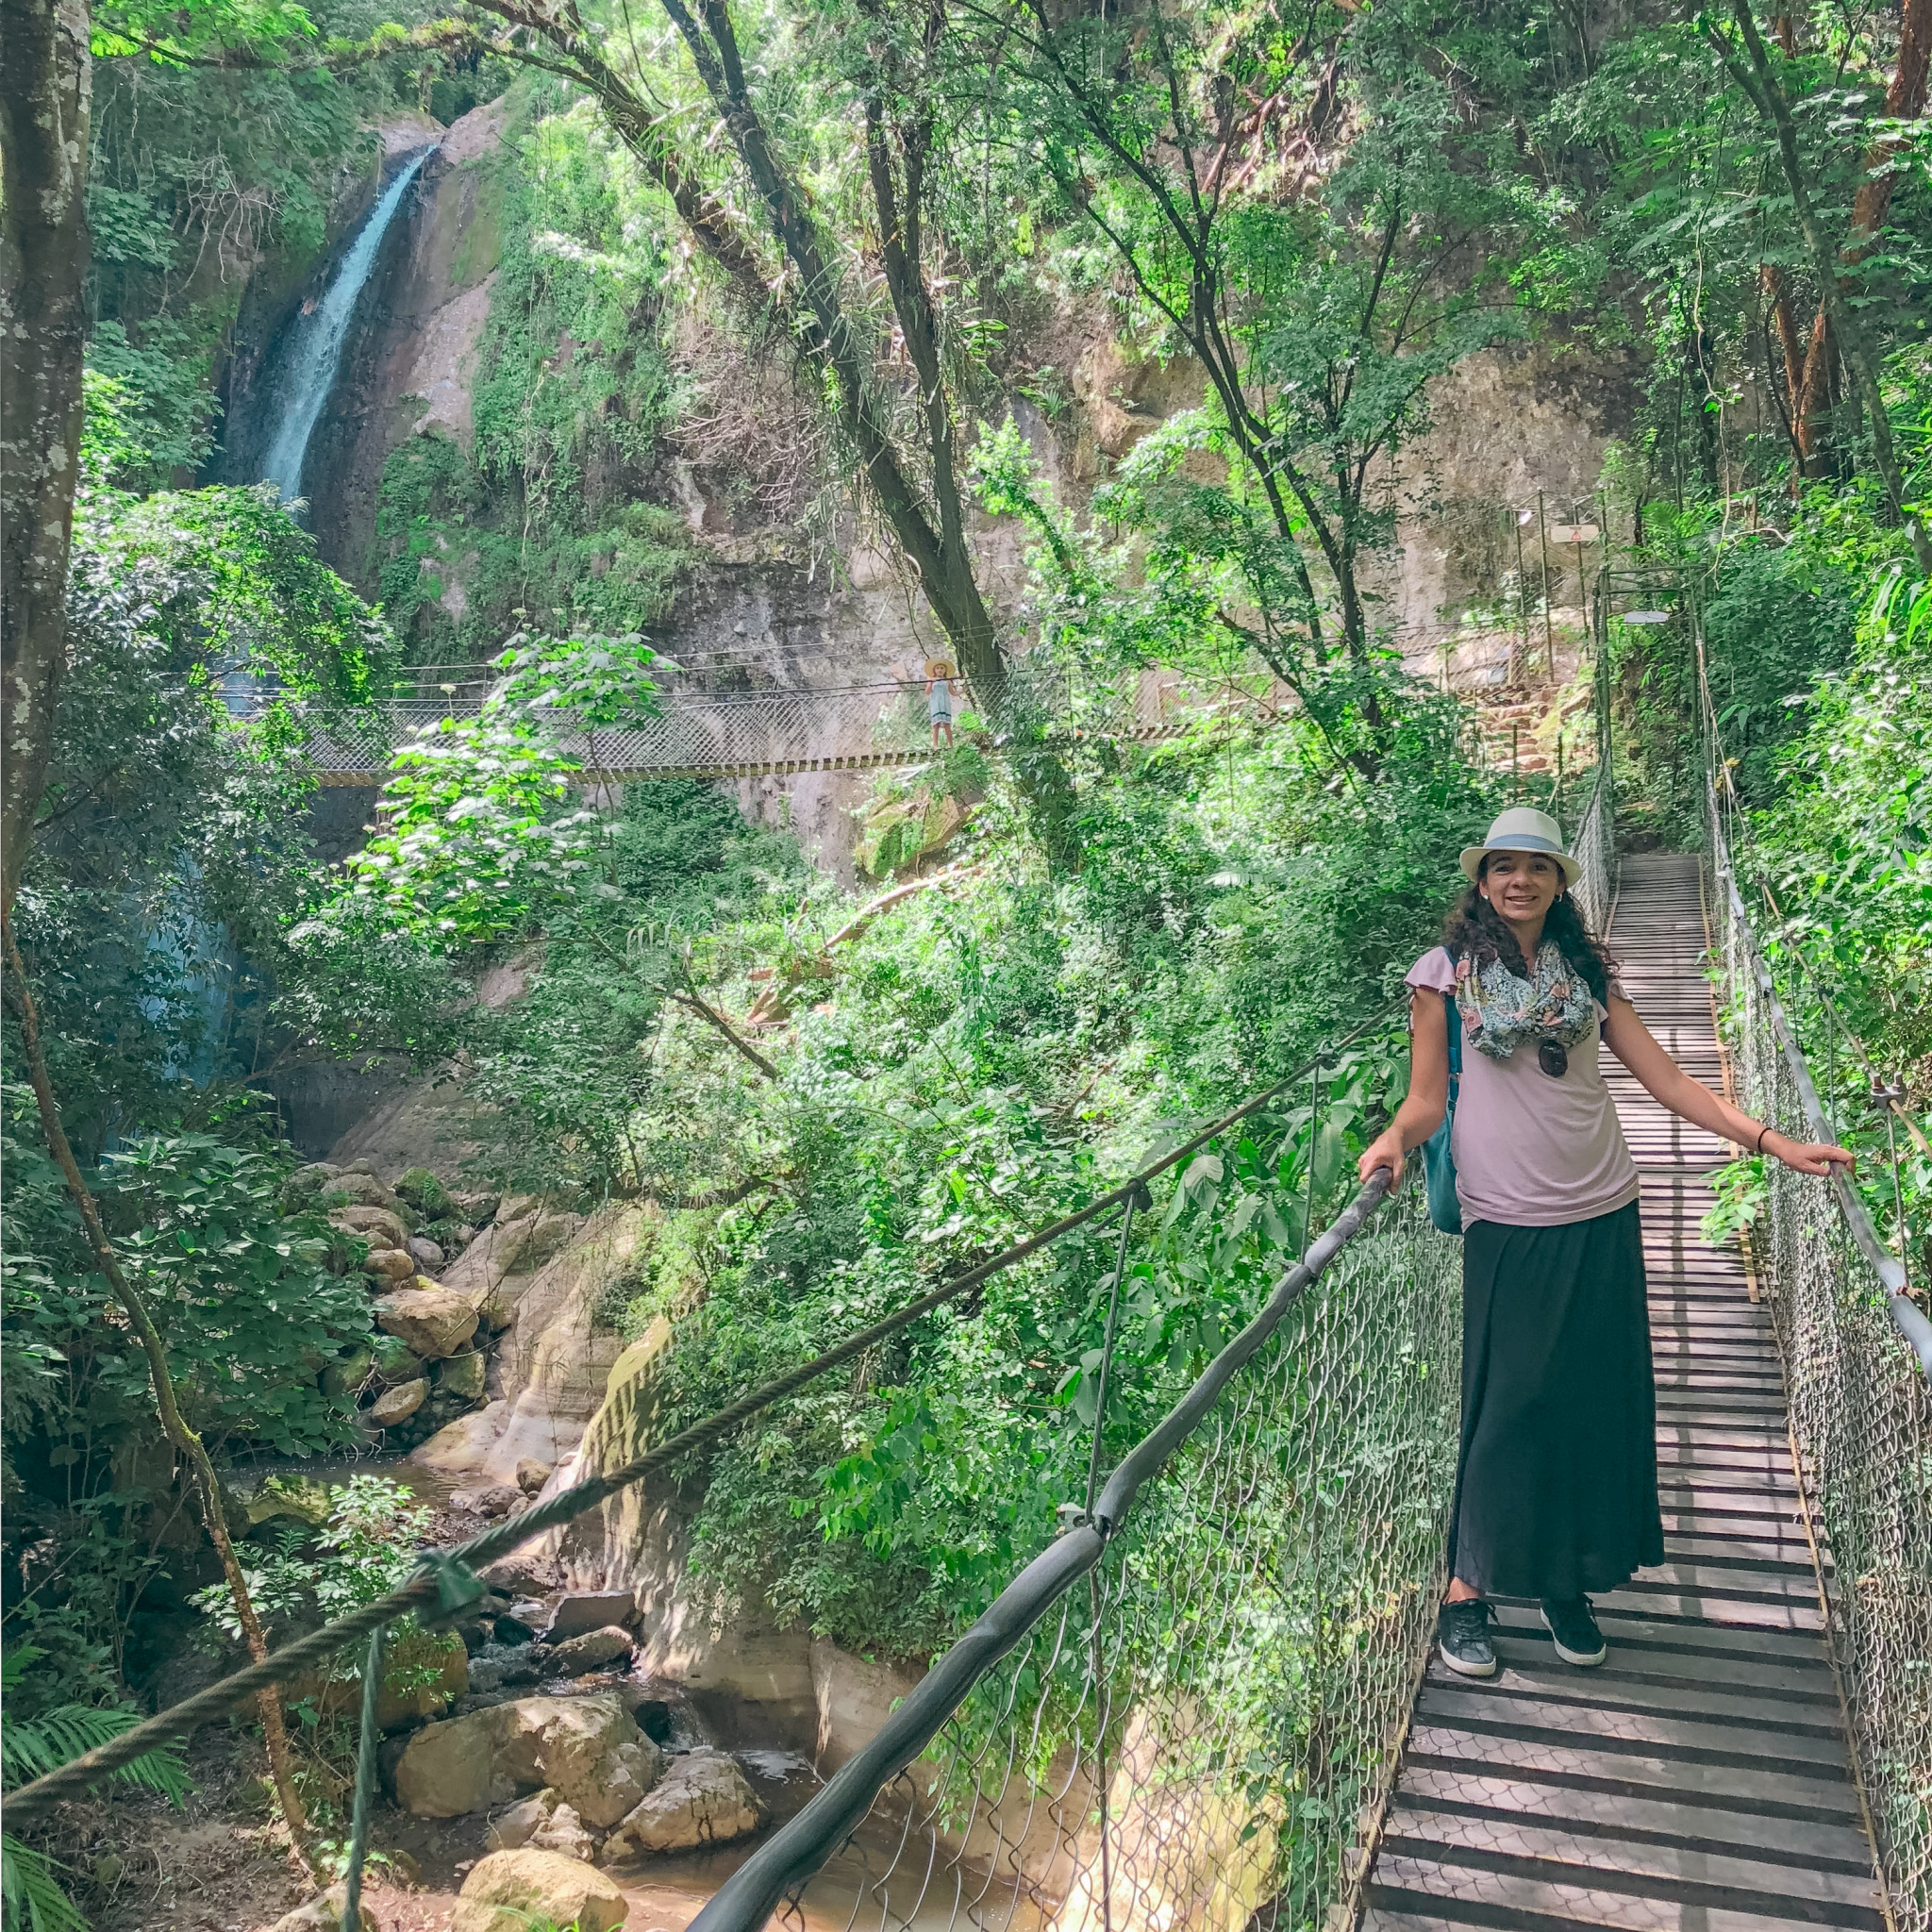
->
[1706, 788, 1932, 1932]
[751, 1193, 1462, 1932]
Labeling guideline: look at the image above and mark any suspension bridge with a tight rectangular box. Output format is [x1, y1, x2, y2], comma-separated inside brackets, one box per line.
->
[274, 669, 1229, 786]
[19, 634, 1929, 1932]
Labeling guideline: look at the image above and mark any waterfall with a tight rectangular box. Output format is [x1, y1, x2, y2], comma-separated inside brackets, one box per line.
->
[258, 149, 432, 508]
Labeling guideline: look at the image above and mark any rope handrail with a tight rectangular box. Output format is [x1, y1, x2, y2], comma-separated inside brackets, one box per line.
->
[4, 1005, 1401, 1823]
[685, 1169, 1397, 1932]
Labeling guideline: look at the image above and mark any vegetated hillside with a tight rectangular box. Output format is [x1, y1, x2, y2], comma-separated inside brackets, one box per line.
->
[2, 0, 1927, 1917]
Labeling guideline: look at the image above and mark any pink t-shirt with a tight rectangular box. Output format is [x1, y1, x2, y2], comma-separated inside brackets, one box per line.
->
[1406, 946, 1640, 1228]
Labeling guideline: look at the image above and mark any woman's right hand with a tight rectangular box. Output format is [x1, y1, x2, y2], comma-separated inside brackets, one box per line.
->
[1358, 1128, 1406, 1191]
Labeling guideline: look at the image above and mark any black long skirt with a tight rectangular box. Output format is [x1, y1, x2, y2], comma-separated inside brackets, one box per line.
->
[1449, 1202, 1665, 1600]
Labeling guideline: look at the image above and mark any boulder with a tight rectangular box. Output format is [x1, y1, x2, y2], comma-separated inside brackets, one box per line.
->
[268, 1882, 380, 1932]
[525, 1691, 662, 1825]
[371, 1333, 424, 1383]
[393, 1165, 454, 1219]
[465, 1645, 542, 1695]
[453, 1850, 626, 1932]
[450, 1482, 521, 1518]
[496, 1192, 546, 1226]
[452, 1190, 501, 1224]
[321, 1171, 403, 1214]
[279, 1163, 341, 1212]
[333, 1205, 412, 1249]
[487, 1790, 552, 1851]
[550, 1625, 633, 1676]
[510, 1211, 581, 1274]
[602, 1748, 765, 1858]
[322, 1348, 375, 1402]
[370, 1377, 427, 1426]
[376, 1285, 480, 1360]
[362, 1247, 418, 1284]
[410, 1399, 508, 1476]
[541, 1591, 632, 1641]
[516, 1458, 554, 1497]
[243, 1474, 335, 1529]
[438, 1350, 488, 1402]
[394, 1691, 660, 1827]
[489, 1789, 598, 1860]
[408, 1235, 446, 1270]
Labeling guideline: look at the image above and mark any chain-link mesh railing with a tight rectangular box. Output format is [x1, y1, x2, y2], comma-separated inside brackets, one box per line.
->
[690, 1183, 1462, 1932]
[1570, 756, 1616, 940]
[249, 663, 1295, 785]
[1704, 768, 1932, 1932]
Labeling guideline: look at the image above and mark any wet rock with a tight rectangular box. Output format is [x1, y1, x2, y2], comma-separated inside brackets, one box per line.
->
[515, 1457, 553, 1495]
[408, 1234, 446, 1270]
[438, 1350, 488, 1401]
[550, 1625, 633, 1676]
[394, 1690, 660, 1825]
[465, 1644, 543, 1694]
[363, 1246, 418, 1284]
[334, 1205, 412, 1249]
[450, 1482, 521, 1518]
[540, 1590, 632, 1641]
[376, 1284, 481, 1359]
[453, 1849, 625, 1932]
[602, 1748, 764, 1858]
[493, 1608, 539, 1643]
[243, 1474, 334, 1529]
[371, 1377, 427, 1426]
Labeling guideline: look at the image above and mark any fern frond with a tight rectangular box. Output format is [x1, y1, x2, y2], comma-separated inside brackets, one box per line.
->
[1, 1707, 190, 1803]
[2, 1833, 89, 1932]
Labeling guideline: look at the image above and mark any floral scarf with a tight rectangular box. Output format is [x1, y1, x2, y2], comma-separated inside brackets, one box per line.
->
[1454, 942, 1597, 1062]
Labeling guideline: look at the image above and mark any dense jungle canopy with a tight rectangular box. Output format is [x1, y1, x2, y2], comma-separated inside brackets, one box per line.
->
[1, 0, 1928, 1916]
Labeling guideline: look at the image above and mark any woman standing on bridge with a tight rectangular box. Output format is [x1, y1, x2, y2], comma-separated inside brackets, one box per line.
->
[1357, 807, 1850, 1679]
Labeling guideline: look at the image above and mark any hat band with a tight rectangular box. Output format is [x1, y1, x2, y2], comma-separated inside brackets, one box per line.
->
[1484, 833, 1562, 855]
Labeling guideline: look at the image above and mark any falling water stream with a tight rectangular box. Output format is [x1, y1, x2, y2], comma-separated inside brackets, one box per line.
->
[259, 148, 432, 507]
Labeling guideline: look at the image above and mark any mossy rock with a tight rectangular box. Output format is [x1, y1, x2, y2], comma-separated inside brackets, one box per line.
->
[371, 1333, 425, 1383]
[394, 1167, 454, 1219]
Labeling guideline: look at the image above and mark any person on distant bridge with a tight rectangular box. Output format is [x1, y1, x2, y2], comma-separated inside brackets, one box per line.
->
[1357, 806, 1850, 1680]
[925, 658, 959, 747]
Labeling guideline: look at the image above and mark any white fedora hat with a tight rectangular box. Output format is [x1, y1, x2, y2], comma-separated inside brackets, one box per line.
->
[1459, 807, 1582, 888]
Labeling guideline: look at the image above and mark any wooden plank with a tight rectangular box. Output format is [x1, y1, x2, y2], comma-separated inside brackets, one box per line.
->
[1392, 1766, 1875, 1874]
[1660, 1533, 1822, 1569]
[1424, 1659, 1847, 1737]
[1412, 1688, 1851, 1776]
[1481, 1641, 1843, 1707]
[1402, 1725, 1861, 1820]
[1369, 1849, 1868, 1932]
[1588, 1587, 1823, 1632]
[1488, 1603, 1831, 1666]
[1614, 1561, 1823, 1606]
[1383, 1805, 1883, 1917]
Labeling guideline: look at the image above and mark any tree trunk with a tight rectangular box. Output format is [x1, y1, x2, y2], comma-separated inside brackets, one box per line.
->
[0, 0, 91, 920]
[1786, 0, 1929, 482]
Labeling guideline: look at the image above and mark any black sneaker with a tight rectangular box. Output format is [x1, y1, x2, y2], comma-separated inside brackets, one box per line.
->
[1437, 1598, 1497, 1678]
[1541, 1595, 1607, 1666]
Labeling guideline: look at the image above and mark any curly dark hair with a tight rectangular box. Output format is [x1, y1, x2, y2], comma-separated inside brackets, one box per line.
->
[1442, 855, 1616, 1005]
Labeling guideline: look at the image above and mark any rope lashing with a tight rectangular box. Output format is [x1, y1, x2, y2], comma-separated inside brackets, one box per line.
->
[341, 1625, 386, 1932]
[7, 1005, 1398, 1822]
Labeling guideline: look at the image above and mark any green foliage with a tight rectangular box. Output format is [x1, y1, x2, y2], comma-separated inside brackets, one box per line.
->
[317, 630, 661, 943]
[189, 1475, 430, 1637]
[2, 1646, 191, 1932]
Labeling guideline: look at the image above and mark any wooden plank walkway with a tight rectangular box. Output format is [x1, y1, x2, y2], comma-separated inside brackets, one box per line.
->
[1363, 853, 1887, 1932]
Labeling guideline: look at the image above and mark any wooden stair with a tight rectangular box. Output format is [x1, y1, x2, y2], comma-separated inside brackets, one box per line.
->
[1363, 853, 1887, 1932]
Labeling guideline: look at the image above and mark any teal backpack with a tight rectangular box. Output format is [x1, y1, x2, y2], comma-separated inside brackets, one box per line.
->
[1421, 991, 1463, 1235]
